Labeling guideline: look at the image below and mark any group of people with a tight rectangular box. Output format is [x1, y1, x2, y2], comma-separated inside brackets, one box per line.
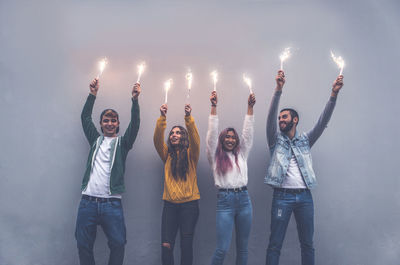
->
[75, 70, 344, 265]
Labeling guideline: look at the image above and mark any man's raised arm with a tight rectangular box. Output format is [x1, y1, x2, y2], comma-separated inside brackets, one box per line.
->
[122, 83, 141, 149]
[81, 78, 101, 145]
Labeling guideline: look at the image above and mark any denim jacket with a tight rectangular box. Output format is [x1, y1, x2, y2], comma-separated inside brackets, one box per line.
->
[265, 90, 337, 189]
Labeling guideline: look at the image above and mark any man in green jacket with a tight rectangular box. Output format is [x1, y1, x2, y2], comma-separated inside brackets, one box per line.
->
[75, 78, 141, 265]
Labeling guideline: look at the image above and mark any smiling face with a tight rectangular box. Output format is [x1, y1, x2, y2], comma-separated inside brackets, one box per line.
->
[100, 110, 120, 137]
[169, 127, 182, 146]
[223, 130, 238, 152]
[278, 110, 298, 133]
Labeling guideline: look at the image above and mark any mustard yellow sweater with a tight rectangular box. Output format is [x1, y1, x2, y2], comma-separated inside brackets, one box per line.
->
[153, 115, 200, 203]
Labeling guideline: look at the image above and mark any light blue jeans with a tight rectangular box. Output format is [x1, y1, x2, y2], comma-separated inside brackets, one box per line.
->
[266, 188, 314, 265]
[210, 189, 253, 265]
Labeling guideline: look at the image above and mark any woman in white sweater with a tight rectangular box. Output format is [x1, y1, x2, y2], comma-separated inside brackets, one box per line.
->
[206, 91, 256, 265]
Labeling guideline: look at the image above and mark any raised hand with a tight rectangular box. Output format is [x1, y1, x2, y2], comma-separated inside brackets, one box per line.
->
[132, 83, 141, 99]
[248, 93, 256, 107]
[185, 104, 192, 116]
[276, 70, 285, 91]
[89, 78, 99, 96]
[210, 91, 218, 106]
[160, 104, 168, 117]
[332, 75, 344, 95]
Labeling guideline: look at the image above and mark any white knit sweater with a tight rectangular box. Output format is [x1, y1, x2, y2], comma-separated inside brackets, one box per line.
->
[206, 114, 254, 188]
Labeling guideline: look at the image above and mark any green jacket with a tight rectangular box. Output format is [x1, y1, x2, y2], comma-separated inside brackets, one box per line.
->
[81, 94, 140, 194]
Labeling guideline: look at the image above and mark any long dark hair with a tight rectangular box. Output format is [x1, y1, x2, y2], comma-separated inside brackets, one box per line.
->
[215, 128, 240, 176]
[167, 126, 189, 181]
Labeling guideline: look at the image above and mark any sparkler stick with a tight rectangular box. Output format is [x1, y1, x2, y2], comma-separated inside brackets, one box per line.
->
[330, 51, 345, 75]
[97, 58, 108, 79]
[186, 71, 193, 101]
[210, 70, 218, 91]
[279, 48, 292, 71]
[136, 62, 146, 83]
[243, 74, 253, 94]
[164, 79, 172, 104]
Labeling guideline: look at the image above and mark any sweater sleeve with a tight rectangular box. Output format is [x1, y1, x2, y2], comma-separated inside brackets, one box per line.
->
[306, 96, 337, 147]
[81, 94, 100, 145]
[153, 116, 168, 163]
[266, 90, 282, 149]
[240, 114, 255, 159]
[185, 115, 200, 165]
[121, 98, 140, 150]
[206, 115, 219, 165]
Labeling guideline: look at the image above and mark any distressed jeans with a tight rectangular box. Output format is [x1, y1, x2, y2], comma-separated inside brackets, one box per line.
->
[211, 190, 252, 265]
[266, 189, 314, 265]
[75, 198, 126, 265]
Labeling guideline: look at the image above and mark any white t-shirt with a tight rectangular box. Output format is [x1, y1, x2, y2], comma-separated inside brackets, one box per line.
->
[281, 153, 307, 188]
[83, 137, 122, 198]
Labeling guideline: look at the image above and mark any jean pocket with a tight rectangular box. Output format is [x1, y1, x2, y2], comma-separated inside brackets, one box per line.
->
[79, 199, 90, 209]
[217, 192, 228, 200]
[111, 200, 122, 208]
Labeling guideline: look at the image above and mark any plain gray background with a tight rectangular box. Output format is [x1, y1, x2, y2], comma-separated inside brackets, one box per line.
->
[1, 0, 399, 264]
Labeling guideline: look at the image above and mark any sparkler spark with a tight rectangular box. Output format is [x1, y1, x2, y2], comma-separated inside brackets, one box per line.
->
[243, 74, 253, 94]
[136, 62, 146, 83]
[279, 47, 292, 70]
[164, 79, 173, 104]
[210, 70, 218, 91]
[330, 51, 345, 75]
[97, 57, 108, 79]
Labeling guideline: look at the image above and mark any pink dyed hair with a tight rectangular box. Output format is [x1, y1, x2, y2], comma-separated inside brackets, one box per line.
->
[215, 128, 240, 176]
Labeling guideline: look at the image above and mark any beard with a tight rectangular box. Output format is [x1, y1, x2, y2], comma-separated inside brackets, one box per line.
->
[279, 119, 294, 133]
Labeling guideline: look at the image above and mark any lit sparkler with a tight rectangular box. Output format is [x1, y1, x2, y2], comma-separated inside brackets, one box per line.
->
[243, 74, 253, 94]
[210, 70, 218, 91]
[97, 57, 108, 79]
[279, 48, 292, 71]
[164, 79, 172, 104]
[136, 62, 146, 83]
[186, 70, 193, 101]
[330, 51, 345, 75]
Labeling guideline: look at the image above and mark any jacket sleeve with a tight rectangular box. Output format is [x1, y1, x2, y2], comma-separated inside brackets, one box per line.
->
[153, 116, 168, 163]
[206, 115, 219, 165]
[121, 98, 140, 150]
[81, 94, 100, 145]
[185, 115, 200, 166]
[241, 114, 255, 159]
[266, 90, 282, 149]
[306, 96, 337, 147]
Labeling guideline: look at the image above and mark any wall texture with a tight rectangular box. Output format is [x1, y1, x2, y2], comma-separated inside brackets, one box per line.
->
[1, 0, 399, 264]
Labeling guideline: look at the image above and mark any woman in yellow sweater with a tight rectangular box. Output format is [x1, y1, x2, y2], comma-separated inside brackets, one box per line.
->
[153, 103, 200, 265]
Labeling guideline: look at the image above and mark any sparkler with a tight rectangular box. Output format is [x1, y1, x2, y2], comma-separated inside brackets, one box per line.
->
[136, 62, 146, 83]
[210, 70, 218, 91]
[279, 47, 292, 71]
[164, 79, 172, 104]
[330, 51, 345, 75]
[97, 57, 108, 79]
[186, 70, 193, 101]
[243, 74, 253, 94]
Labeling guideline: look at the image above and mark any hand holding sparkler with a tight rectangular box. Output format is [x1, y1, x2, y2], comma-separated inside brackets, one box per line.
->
[210, 91, 218, 115]
[331, 75, 344, 97]
[184, 104, 192, 117]
[132, 83, 141, 99]
[89, 78, 99, 96]
[247, 93, 256, 115]
[275, 70, 286, 91]
[160, 104, 168, 117]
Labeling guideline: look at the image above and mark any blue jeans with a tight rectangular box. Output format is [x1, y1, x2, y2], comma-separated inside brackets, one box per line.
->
[75, 197, 127, 265]
[211, 190, 252, 265]
[266, 189, 314, 265]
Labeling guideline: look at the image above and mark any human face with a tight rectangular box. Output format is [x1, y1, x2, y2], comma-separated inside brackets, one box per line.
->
[223, 131, 237, 151]
[100, 116, 119, 137]
[279, 110, 295, 133]
[169, 127, 182, 146]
